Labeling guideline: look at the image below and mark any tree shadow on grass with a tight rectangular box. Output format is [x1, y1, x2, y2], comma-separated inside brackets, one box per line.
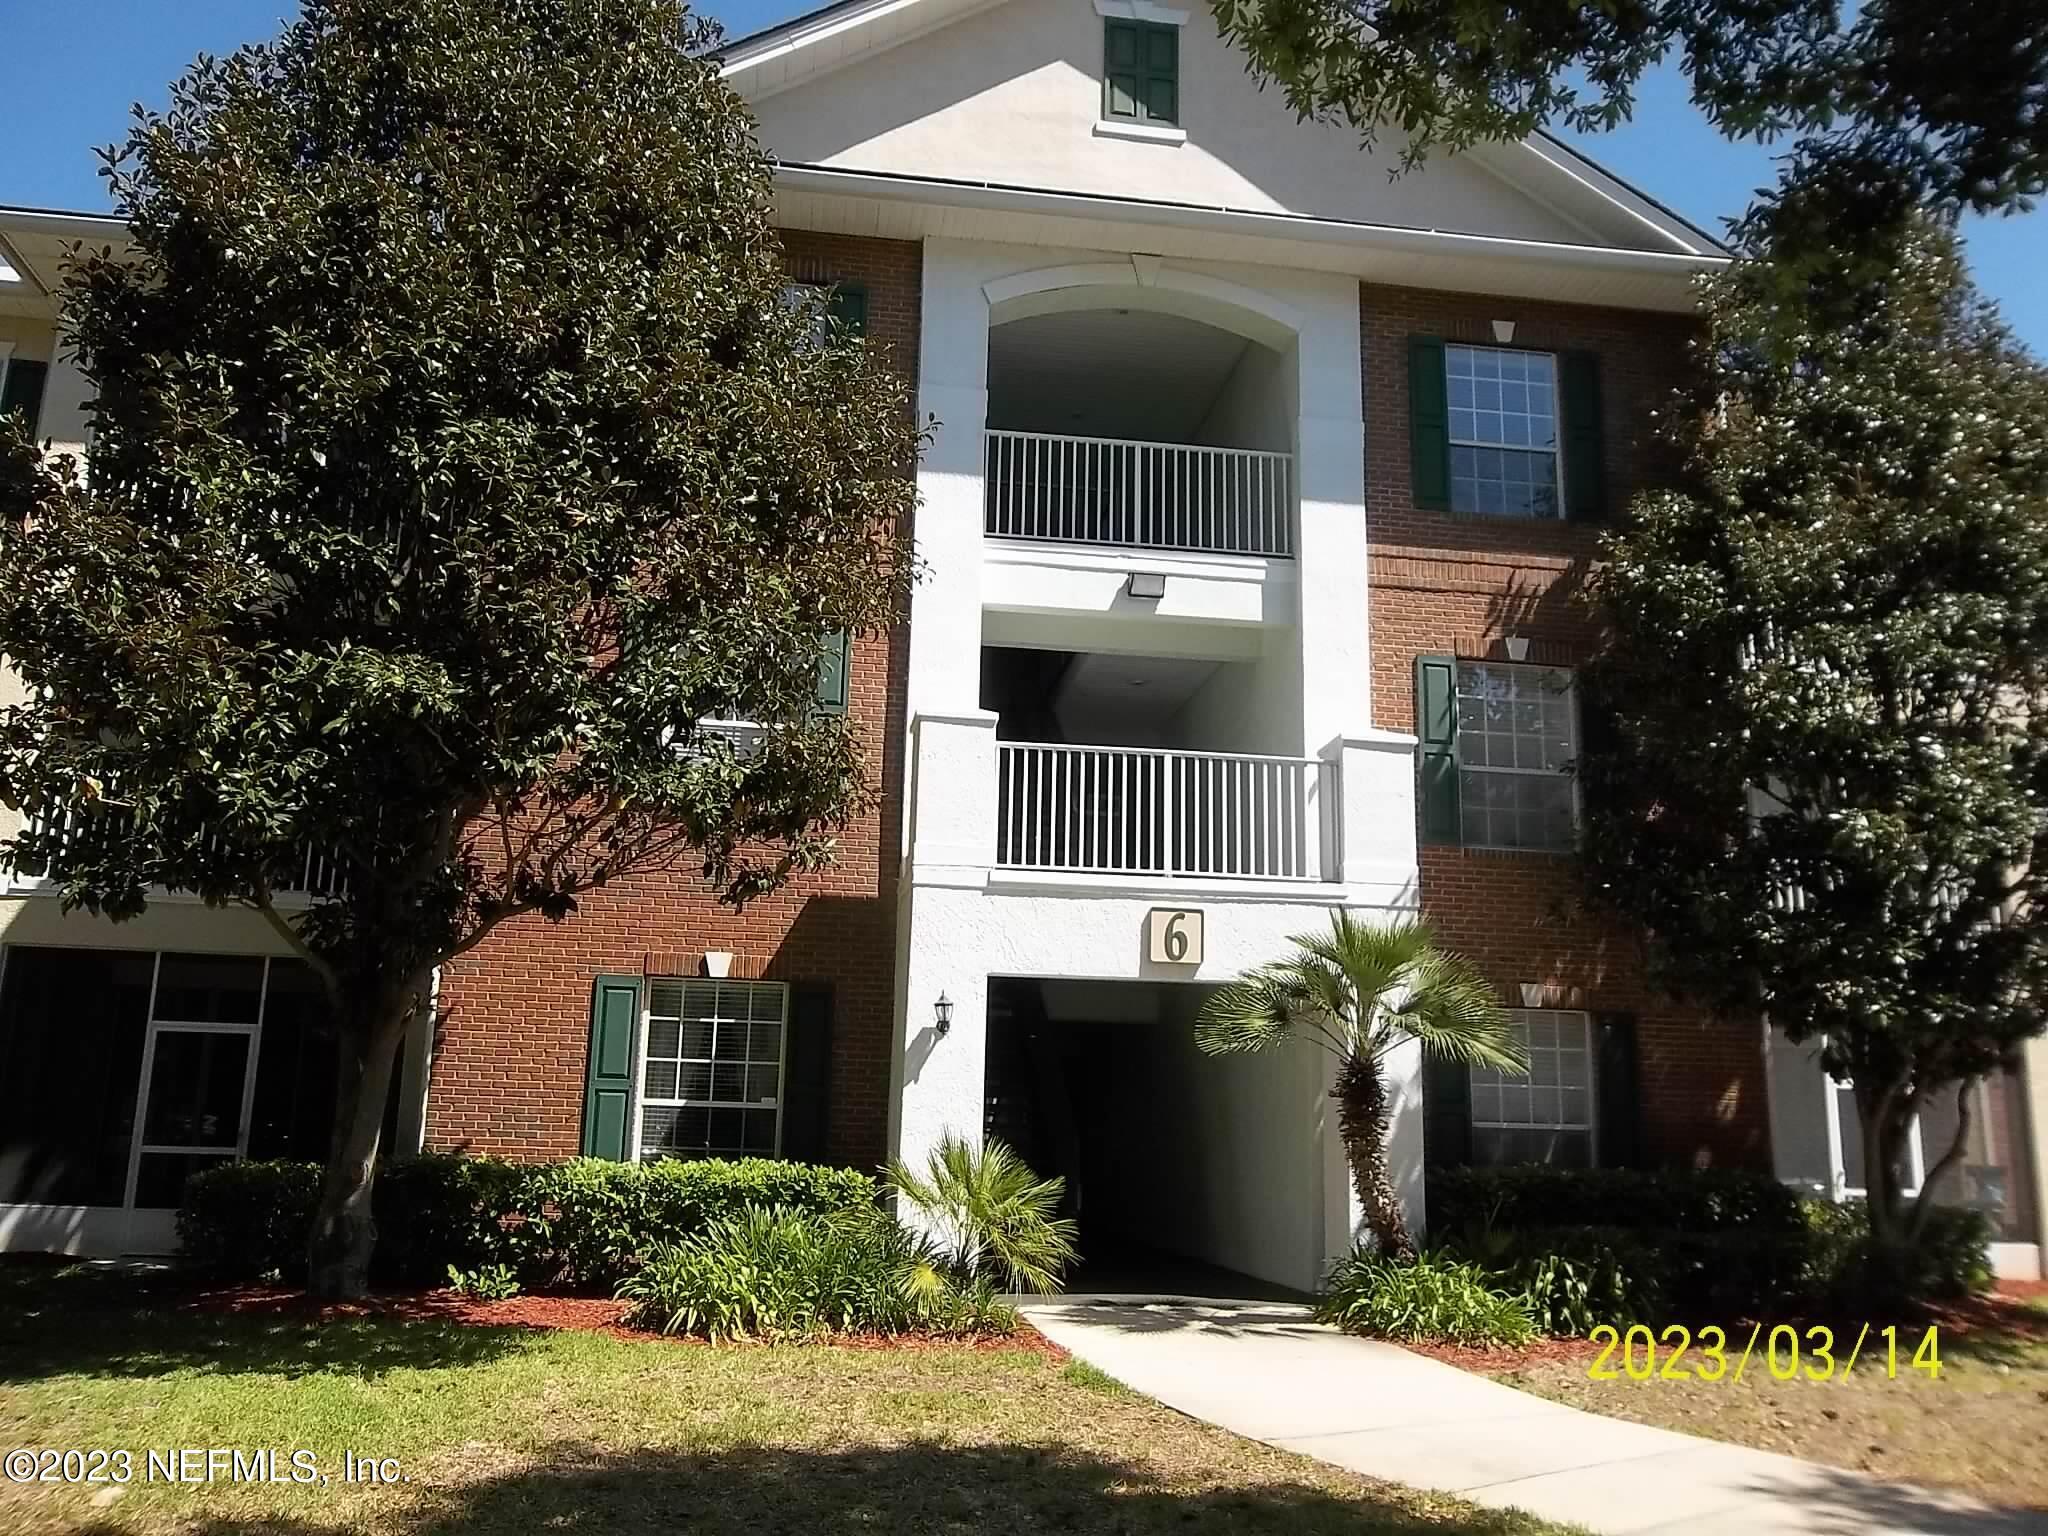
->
[66, 1441, 1566, 1536]
[0, 1259, 541, 1385]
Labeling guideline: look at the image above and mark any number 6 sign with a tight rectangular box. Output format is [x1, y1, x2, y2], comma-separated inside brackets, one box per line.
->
[1146, 908, 1203, 965]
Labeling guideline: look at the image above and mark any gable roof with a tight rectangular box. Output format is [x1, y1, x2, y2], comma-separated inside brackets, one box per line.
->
[721, 0, 1728, 310]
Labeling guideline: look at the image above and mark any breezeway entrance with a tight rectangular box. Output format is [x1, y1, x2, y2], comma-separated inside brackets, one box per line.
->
[983, 976, 1334, 1297]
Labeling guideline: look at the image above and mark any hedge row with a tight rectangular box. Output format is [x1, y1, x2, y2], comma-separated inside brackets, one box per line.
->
[178, 1155, 880, 1292]
[1428, 1164, 1809, 1237]
[1430, 1166, 1992, 1318]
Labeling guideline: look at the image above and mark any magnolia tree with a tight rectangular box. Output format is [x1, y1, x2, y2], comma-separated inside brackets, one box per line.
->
[1205, 0, 2047, 231]
[0, 0, 919, 1298]
[1579, 221, 2048, 1266]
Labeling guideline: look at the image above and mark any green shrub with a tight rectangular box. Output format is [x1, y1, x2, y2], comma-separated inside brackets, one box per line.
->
[373, 1154, 528, 1287]
[177, 1160, 323, 1283]
[1430, 1170, 1994, 1326]
[884, 1134, 1079, 1293]
[1797, 1198, 1992, 1307]
[616, 1203, 1019, 1341]
[1316, 1249, 1535, 1347]
[522, 1156, 880, 1291]
[1428, 1166, 1806, 1237]
[177, 1154, 882, 1292]
[446, 1262, 522, 1301]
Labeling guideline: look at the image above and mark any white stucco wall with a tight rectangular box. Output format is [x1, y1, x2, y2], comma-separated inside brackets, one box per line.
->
[1083, 985, 1332, 1291]
[749, 0, 1600, 245]
[1170, 642, 1302, 757]
[1194, 335, 1292, 453]
[889, 235, 1416, 1273]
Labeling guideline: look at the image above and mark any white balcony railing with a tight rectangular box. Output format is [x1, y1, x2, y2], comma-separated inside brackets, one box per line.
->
[995, 741, 1334, 882]
[12, 804, 347, 898]
[984, 430, 1294, 557]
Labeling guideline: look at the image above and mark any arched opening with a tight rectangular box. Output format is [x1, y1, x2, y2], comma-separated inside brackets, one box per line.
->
[984, 305, 1297, 557]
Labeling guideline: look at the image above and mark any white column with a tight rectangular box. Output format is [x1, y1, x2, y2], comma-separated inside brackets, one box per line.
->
[1331, 729, 1422, 908]
[37, 347, 93, 469]
[890, 710, 998, 1171]
[905, 241, 992, 747]
[1293, 282, 1370, 758]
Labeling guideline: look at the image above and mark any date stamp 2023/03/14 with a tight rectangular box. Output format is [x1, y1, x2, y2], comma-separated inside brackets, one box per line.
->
[1587, 1324, 1943, 1383]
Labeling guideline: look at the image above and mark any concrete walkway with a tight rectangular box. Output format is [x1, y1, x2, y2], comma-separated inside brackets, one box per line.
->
[1022, 1295, 2048, 1536]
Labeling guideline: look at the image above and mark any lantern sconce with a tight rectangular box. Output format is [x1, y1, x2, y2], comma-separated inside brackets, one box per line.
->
[933, 993, 954, 1037]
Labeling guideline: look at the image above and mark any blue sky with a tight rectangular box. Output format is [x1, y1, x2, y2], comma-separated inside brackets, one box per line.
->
[3, 1, 2042, 352]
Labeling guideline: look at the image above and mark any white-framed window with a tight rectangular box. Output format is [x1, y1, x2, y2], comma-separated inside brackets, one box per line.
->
[1455, 661, 1578, 851]
[636, 979, 787, 1161]
[1446, 344, 1561, 519]
[1470, 1008, 1595, 1166]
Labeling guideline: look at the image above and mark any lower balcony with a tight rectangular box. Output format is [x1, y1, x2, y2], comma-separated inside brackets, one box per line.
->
[994, 741, 1335, 883]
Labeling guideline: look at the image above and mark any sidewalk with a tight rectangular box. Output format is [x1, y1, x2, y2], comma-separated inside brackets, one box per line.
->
[1021, 1296, 2048, 1536]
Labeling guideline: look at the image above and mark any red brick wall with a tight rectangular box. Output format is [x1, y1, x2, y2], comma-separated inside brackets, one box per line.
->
[426, 232, 922, 1171]
[1361, 282, 1769, 1170]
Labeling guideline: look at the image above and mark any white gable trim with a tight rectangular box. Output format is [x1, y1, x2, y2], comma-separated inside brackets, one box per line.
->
[1093, 0, 1192, 25]
[723, 0, 1725, 259]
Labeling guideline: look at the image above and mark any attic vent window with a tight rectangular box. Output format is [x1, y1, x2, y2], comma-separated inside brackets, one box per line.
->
[1103, 18, 1178, 126]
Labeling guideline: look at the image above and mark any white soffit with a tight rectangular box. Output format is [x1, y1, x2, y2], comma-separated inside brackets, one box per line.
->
[772, 166, 1723, 312]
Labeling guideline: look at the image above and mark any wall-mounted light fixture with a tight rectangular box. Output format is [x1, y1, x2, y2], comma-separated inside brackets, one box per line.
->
[1503, 634, 1531, 663]
[933, 993, 954, 1037]
[1126, 571, 1166, 601]
[702, 950, 734, 978]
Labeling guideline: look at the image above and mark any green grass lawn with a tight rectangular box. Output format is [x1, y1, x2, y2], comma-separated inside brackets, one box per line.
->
[0, 1261, 1575, 1536]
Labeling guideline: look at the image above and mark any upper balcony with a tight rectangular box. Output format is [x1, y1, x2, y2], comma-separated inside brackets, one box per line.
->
[984, 430, 1293, 558]
[979, 308, 1298, 650]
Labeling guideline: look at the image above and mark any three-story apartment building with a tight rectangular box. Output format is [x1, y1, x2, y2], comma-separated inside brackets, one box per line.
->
[1, 0, 2042, 1283]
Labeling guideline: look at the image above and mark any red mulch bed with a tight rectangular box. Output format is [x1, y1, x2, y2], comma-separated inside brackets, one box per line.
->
[187, 1283, 1067, 1359]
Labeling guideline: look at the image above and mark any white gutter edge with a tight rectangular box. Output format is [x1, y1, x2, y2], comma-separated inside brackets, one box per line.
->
[773, 162, 1730, 279]
[0, 207, 130, 242]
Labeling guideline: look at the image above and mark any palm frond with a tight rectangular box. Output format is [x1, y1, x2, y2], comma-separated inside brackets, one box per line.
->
[884, 1133, 1079, 1294]
[1195, 978, 1296, 1054]
[1384, 947, 1523, 1073]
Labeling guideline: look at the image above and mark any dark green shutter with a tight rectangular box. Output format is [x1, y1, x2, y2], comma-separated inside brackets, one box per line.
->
[1423, 1052, 1473, 1170]
[815, 631, 850, 715]
[1560, 350, 1606, 522]
[1407, 336, 1451, 511]
[828, 283, 866, 336]
[1415, 653, 1461, 845]
[581, 974, 641, 1161]
[1104, 20, 1177, 123]
[781, 983, 833, 1162]
[1593, 1011, 1642, 1168]
[1, 359, 49, 438]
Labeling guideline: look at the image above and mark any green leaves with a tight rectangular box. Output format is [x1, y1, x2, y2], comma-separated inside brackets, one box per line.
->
[1581, 218, 2048, 1222]
[0, 0, 918, 1001]
[1211, 0, 2046, 234]
[884, 1134, 1080, 1296]
[1194, 911, 1519, 1073]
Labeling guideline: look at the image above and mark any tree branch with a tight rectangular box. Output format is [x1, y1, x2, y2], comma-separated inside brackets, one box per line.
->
[1907, 1077, 1977, 1242]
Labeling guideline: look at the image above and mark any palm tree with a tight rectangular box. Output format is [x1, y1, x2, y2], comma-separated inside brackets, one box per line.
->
[885, 1133, 1081, 1294]
[1197, 912, 1524, 1261]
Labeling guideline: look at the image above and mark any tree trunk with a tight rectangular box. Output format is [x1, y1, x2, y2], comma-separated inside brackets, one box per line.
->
[1333, 1052, 1416, 1261]
[1857, 1081, 1915, 1298]
[306, 994, 412, 1300]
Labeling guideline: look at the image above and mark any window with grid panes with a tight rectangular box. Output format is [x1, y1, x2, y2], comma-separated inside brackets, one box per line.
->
[1469, 1009, 1594, 1166]
[1446, 345, 1560, 518]
[637, 980, 787, 1160]
[1455, 662, 1577, 851]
